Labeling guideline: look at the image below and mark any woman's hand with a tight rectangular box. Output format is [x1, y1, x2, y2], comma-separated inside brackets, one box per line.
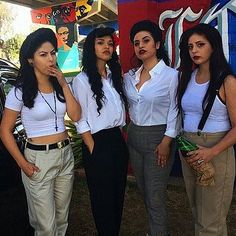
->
[87, 140, 95, 154]
[187, 145, 217, 166]
[81, 131, 95, 155]
[155, 141, 171, 167]
[48, 66, 68, 88]
[20, 160, 40, 178]
[48, 65, 81, 121]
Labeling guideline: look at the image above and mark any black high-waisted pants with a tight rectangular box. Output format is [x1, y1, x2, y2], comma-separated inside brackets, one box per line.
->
[82, 127, 129, 236]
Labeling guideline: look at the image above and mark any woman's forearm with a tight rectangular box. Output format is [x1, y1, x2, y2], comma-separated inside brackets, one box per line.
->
[63, 85, 81, 121]
[211, 127, 236, 156]
[0, 130, 27, 169]
[81, 131, 94, 154]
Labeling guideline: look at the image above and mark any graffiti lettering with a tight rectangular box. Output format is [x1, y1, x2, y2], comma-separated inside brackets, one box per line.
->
[159, 0, 236, 68]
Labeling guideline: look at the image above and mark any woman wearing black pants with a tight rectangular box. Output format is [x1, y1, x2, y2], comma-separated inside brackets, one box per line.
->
[72, 27, 129, 236]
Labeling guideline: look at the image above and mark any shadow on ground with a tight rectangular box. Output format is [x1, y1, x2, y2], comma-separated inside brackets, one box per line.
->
[0, 168, 235, 236]
[67, 171, 236, 236]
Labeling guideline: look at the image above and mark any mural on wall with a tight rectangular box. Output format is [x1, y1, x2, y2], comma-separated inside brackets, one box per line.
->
[31, 1, 95, 73]
[56, 23, 80, 73]
[76, 0, 94, 20]
[31, 0, 95, 25]
[118, 0, 236, 73]
[56, 23, 75, 50]
[51, 2, 76, 25]
[31, 7, 52, 24]
[158, 0, 236, 69]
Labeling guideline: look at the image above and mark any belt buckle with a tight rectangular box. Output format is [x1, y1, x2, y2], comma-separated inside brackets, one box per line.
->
[57, 140, 64, 149]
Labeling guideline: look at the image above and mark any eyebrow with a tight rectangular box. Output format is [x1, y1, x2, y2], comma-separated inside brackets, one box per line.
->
[38, 49, 56, 53]
[134, 35, 151, 43]
[96, 38, 112, 41]
[188, 40, 206, 45]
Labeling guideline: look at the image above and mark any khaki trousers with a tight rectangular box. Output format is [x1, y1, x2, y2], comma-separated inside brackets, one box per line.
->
[22, 144, 74, 236]
[181, 131, 235, 236]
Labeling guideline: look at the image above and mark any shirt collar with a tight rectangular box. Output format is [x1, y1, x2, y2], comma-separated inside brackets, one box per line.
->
[149, 59, 165, 77]
[101, 67, 112, 80]
[107, 68, 112, 78]
[134, 65, 143, 82]
[134, 59, 166, 82]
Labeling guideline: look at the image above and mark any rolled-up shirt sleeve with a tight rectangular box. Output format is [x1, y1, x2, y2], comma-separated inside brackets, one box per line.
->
[72, 74, 91, 134]
[165, 71, 179, 138]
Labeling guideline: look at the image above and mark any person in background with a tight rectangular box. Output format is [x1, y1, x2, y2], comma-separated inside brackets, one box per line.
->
[124, 20, 179, 236]
[177, 23, 236, 236]
[72, 27, 129, 236]
[0, 28, 81, 236]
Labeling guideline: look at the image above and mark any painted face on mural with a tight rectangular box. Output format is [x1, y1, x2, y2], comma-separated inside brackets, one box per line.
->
[52, 3, 76, 24]
[76, 0, 93, 20]
[31, 8, 52, 24]
[56, 23, 75, 50]
[133, 31, 159, 62]
[95, 36, 114, 63]
[188, 33, 213, 66]
[57, 26, 69, 44]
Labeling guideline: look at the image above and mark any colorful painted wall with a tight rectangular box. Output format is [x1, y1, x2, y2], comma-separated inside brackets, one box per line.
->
[31, 0, 94, 74]
[118, 0, 236, 73]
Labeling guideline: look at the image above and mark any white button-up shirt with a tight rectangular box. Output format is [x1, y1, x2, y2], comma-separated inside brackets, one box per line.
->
[72, 71, 125, 134]
[124, 60, 179, 138]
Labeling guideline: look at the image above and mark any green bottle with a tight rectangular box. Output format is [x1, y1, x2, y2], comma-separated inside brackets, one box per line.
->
[176, 135, 198, 157]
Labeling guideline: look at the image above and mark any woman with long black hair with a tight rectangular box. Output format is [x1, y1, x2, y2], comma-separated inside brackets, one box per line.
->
[124, 20, 179, 236]
[0, 28, 81, 235]
[177, 23, 236, 235]
[72, 27, 129, 236]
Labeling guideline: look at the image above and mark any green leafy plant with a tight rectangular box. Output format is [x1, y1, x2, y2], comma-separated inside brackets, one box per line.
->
[65, 120, 82, 168]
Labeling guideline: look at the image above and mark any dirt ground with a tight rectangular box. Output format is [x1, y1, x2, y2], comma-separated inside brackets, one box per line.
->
[1, 169, 235, 236]
[67, 172, 236, 236]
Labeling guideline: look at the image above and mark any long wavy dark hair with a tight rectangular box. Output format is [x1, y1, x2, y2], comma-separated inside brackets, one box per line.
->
[82, 27, 128, 115]
[15, 28, 65, 108]
[129, 20, 170, 69]
[177, 23, 233, 112]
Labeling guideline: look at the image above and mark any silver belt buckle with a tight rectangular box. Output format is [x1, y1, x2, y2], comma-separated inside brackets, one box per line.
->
[57, 141, 64, 149]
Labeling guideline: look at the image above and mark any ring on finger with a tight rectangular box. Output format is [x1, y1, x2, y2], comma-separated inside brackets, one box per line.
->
[197, 159, 204, 165]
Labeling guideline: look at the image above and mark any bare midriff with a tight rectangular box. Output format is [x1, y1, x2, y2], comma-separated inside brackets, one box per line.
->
[28, 131, 68, 144]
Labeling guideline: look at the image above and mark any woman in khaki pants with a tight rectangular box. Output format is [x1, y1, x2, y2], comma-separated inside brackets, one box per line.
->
[0, 28, 81, 235]
[177, 23, 236, 236]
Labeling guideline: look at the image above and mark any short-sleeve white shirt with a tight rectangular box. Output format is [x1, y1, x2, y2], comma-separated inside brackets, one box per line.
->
[5, 88, 66, 138]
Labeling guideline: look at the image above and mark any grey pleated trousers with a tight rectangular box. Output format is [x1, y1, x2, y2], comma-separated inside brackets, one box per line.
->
[127, 122, 175, 236]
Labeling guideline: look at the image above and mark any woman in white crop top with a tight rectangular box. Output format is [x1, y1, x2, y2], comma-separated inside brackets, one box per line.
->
[177, 23, 236, 235]
[0, 28, 81, 236]
[124, 20, 179, 236]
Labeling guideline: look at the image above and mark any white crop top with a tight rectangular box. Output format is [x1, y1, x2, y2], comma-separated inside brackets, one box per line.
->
[181, 69, 230, 133]
[5, 87, 66, 138]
